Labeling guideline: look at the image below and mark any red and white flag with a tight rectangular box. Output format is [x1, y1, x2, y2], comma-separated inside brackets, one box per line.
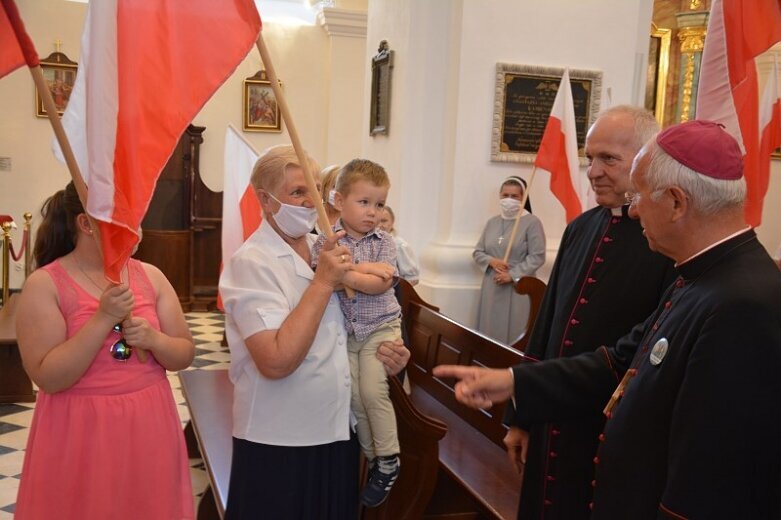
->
[696, 0, 781, 227]
[222, 124, 261, 266]
[534, 69, 584, 223]
[55, 0, 261, 282]
[218, 125, 261, 310]
[757, 58, 781, 223]
[0, 0, 38, 78]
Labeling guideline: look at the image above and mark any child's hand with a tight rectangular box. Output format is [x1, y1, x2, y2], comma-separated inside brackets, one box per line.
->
[98, 284, 134, 322]
[121, 317, 159, 352]
[355, 262, 395, 280]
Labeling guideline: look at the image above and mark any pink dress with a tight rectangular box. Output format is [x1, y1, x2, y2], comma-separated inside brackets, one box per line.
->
[15, 259, 194, 520]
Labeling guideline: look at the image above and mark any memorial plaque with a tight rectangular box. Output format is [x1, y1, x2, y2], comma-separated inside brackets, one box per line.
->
[491, 64, 602, 165]
[370, 40, 394, 136]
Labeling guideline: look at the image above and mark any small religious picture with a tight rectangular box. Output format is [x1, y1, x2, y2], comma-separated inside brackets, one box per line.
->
[243, 70, 282, 133]
[36, 51, 78, 117]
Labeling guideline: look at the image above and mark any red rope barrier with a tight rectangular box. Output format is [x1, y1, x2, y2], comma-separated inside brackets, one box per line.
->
[8, 228, 28, 262]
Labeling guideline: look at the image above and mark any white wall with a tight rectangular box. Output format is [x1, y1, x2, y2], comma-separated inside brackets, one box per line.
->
[0, 1, 86, 290]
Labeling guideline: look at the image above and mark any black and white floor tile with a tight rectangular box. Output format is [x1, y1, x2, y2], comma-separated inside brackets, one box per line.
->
[0, 311, 227, 518]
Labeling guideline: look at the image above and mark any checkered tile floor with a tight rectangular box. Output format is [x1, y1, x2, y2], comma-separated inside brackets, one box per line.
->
[0, 312, 227, 518]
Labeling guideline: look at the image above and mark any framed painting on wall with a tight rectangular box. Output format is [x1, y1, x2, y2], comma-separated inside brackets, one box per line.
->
[243, 70, 282, 133]
[35, 52, 78, 117]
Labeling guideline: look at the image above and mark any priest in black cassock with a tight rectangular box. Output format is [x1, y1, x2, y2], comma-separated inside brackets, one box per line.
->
[504, 105, 676, 520]
[435, 120, 781, 519]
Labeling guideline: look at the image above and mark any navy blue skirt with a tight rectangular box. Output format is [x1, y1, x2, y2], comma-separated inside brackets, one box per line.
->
[225, 435, 359, 519]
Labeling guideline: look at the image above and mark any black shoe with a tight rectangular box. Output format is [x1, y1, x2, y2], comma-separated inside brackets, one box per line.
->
[361, 455, 400, 508]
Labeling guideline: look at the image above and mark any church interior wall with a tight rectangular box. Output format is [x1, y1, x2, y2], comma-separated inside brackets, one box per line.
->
[2, 0, 781, 325]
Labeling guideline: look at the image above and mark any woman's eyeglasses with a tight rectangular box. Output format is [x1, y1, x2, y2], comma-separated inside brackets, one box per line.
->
[109, 323, 133, 361]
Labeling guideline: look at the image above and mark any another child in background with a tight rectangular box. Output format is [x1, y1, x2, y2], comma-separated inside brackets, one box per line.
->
[311, 159, 401, 508]
[318, 164, 341, 232]
[378, 205, 420, 286]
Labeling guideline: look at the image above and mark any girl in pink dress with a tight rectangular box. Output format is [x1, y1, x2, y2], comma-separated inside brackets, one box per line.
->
[14, 183, 195, 519]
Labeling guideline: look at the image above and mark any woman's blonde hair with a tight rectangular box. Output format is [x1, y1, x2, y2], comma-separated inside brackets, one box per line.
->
[250, 145, 320, 194]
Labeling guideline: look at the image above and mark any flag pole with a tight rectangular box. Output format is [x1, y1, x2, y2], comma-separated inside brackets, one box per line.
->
[255, 32, 357, 298]
[33, 68, 149, 363]
[4, 0, 148, 362]
[502, 167, 537, 263]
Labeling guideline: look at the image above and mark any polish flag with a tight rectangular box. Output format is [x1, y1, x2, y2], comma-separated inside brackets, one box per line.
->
[0, 0, 38, 78]
[222, 124, 261, 267]
[534, 69, 583, 223]
[217, 125, 261, 310]
[55, 0, 261, 282]
[757, 58, 781, 225]
[696, 0, 781, 227]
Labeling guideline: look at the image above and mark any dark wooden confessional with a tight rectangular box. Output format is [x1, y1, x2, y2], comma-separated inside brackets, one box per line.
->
[134, 125, 222, 311]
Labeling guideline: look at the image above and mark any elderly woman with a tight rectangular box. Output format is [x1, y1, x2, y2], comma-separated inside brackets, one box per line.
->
[219, 145, 409, 519]
[473, 176, 546, 345]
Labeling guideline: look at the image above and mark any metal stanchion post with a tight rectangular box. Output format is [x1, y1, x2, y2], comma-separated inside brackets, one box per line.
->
[24, 212, 32, 278]
[1, 221, 11, 306]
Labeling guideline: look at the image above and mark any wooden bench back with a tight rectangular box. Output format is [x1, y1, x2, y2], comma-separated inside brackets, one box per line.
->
[364, 376, 447, 520]
[397, 280, 530, 448]
[179, 369, 233, 519]
[510, 276, 547, 352]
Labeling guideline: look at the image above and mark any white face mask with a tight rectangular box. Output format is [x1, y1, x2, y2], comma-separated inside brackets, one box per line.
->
[327, 189, 337, 207]
[267, 192, 318, 238]
[500, 197, 521, 219]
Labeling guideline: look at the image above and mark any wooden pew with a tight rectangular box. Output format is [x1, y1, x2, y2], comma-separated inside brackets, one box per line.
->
[510, 276, 547, 352]
[0, 293, 36, 403]
[180, 369, 233, 520]
[385, 280, 537, 519]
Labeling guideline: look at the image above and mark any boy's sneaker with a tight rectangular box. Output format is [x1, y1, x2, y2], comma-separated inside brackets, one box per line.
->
[361, 455, 400, 507]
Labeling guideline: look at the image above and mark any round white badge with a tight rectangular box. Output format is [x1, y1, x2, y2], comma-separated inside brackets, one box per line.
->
[649, 338, 669, 366]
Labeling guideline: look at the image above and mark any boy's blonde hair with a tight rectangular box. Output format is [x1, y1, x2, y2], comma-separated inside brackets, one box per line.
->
[335, 158, 390, 196]
[250, 144, 320, 194]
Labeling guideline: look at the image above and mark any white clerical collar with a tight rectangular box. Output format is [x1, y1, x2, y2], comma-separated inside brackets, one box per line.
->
[676, 226, 752, 267]
[610, 206, 623, 216]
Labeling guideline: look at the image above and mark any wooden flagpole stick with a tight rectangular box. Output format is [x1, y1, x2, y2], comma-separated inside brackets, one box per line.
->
[31, 65, 149, 363]
[255, 32, 356, 297]
[502, 167, 537, 263]
[6, 0, 147, 361]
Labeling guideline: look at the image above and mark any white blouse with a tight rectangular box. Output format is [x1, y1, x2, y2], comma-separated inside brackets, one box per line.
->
[220, 220, 351, 447]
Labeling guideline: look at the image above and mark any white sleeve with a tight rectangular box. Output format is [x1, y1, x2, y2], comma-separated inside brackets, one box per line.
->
[220, 251, 291, 340]
[395, 236, 420, 283]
